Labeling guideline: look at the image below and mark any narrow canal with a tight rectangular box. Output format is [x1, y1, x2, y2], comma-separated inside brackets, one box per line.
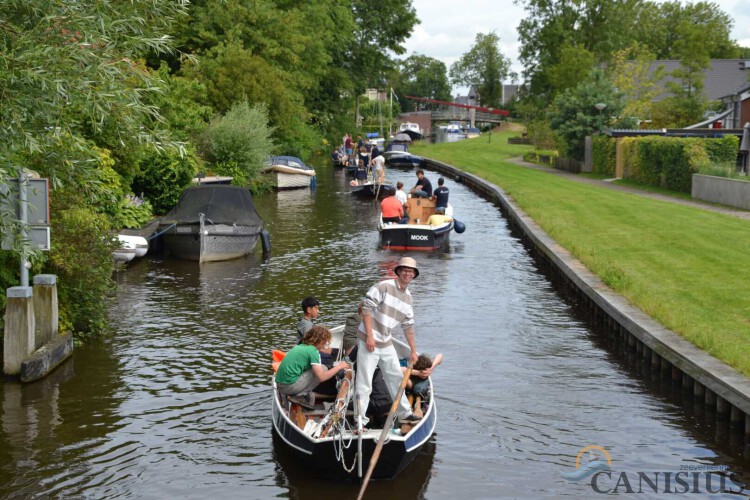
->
[1, 159, 748, 498]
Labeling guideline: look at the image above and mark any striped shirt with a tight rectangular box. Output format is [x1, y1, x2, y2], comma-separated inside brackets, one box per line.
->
[358, 279, 414, 347]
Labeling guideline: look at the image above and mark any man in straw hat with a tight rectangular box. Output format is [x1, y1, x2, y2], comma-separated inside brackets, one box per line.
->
[356, 256, 422, 427]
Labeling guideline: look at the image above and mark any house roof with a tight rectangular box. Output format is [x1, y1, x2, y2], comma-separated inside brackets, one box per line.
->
[647, 59, 750, 102]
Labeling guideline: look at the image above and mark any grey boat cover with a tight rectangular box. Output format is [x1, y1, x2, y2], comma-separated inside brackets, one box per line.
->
[161, 185, 264, 228]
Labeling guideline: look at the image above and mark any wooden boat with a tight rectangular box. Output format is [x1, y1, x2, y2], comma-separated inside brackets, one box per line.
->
[379, 198, 455, 251]
[157, 185, 269, 263]
[262, 156, 316, 190]
[271, 325, 437, 480]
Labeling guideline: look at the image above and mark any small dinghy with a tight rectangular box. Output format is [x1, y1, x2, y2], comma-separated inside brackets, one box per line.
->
[271, 325, 436, 480]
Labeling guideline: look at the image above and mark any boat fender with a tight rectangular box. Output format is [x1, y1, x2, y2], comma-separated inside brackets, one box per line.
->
[261, 229, 272, 254]
[453, 219, 466, 234]
[310, 175, 317, 191]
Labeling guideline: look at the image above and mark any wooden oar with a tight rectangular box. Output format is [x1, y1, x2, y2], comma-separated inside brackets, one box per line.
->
[356, 362, 413, 500]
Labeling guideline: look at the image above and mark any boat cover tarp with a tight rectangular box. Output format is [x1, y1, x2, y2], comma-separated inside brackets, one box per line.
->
[161, 185, 265, 227]
[267, 156, 314, 171]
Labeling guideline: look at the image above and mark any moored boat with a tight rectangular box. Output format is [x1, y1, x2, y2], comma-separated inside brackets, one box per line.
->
[398, 122, 423, 140]
[118, 234, 148, 258]
[262, 156, 316, 190]
[157, 185, 269, 263]
[379, 198, 457, 251]
[271, 325, 436, 480]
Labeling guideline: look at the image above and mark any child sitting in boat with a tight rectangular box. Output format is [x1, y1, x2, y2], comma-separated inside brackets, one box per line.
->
[401, 353, 443, 398]
[276, 326, 350, 406]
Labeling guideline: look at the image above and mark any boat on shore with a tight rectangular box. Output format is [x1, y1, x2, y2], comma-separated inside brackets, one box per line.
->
[379, 198, 457, 251]
[262, 156, 316, 190]
[156, 185, 269, 263]
[271, 325, 436, 480]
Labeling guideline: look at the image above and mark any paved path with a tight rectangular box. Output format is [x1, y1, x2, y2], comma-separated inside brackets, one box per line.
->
[507, 157, 750, 221]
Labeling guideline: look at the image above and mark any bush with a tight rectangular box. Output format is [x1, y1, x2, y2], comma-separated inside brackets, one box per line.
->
[114, 195, 153, 229]
[46, 207, 116, 338]
[199, 101, 274, 187]
[132, 145, 200, 215]
[704, 135, 739, 163]
[592, 135, 616, 176]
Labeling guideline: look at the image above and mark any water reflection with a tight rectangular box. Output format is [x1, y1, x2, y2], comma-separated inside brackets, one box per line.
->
[0, 157, 748, 497]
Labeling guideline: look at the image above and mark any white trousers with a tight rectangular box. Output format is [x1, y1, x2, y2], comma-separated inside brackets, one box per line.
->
[355, 339, 412, 426]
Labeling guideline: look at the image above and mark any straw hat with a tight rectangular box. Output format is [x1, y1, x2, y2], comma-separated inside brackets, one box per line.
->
[394, 256, 419, 278]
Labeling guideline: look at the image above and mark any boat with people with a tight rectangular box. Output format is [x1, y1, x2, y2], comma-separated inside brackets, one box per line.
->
[350, 179, 393, 199]
[262, 155, 317, 190]
[156, 185, 270, 263]
[398, 122, 424, 140]
[271, 325, 437, 480]
[378, 197, 463, 251]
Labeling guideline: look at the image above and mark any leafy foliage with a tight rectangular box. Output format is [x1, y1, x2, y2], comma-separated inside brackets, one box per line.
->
[592, 136, 616, 177]
[449, 32, 511, 108]
[47, 207, 116, 338]
[549, 69, 626, 160]
[397, 54, 452, 111]
[198, 101, 274, 189]
[133, 146, 200, 215]
[607, 43, 665, 123]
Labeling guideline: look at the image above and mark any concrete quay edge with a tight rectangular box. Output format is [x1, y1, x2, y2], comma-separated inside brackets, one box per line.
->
[424, 157, 750, 416]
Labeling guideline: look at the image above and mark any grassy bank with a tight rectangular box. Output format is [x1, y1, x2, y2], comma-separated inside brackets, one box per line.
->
[410, 130, 750, 377]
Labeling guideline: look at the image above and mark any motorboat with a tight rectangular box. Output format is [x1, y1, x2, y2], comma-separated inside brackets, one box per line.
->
[271, 325, 437, 480]
[378, 198, 459, 251]
[398, 122, 423, 140]
[156, 185, 270, 263]
[383, 143, 423, 169]
[262, 156, 317, 190]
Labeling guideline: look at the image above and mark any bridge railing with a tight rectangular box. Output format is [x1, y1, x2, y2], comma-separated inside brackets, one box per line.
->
[430, 110, 503, 123]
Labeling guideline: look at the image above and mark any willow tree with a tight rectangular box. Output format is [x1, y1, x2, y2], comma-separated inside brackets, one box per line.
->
[0, 0, 188, 334]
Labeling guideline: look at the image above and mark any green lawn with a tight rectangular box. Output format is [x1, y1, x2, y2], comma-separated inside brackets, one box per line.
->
[411, 131, 750, 377]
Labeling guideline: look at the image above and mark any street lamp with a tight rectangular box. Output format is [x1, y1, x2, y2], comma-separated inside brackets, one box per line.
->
[594, 102, 607, 134]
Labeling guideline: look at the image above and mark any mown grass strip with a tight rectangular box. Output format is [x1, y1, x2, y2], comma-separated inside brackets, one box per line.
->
[411, 131, 750, 376]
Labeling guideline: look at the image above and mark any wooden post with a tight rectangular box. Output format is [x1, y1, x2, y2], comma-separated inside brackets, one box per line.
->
[3, 286, 35, 375]
[32, 274, 58, 350]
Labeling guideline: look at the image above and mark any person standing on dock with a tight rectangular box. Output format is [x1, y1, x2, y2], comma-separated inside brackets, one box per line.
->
[356, 257, 422, 427]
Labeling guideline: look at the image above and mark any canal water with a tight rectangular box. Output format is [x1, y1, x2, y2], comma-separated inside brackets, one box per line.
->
[2, 159, 749, 498]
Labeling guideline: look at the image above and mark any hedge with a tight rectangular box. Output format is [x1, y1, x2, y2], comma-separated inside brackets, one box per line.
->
[592, 135, 616, 176]
[592, 135, 739, 193]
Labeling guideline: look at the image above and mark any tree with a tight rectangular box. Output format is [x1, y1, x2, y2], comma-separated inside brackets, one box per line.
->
[516, 0, 641, 99]
[548, 43, 595, 94]
[346, 0, 419, 128]
[397, 54, 452, 112]
[635, 1, 739, 59]
[549, 69, 629, 160]
[607, 43, 665, 123]
[0, 0, 187, 335]
[449, 32, 511, 108]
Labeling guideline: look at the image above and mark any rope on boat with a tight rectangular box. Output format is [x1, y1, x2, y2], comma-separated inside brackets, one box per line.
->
[147, 222, 176, 240]
[320, 371, 358, 473]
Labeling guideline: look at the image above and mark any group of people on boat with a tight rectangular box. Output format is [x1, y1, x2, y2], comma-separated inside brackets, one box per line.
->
[379, 170, 451, 225]
[275, 256, 442, 430]
[333, 133, 389, 186]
